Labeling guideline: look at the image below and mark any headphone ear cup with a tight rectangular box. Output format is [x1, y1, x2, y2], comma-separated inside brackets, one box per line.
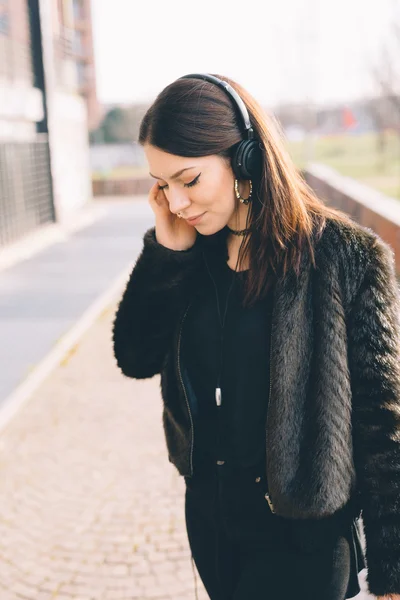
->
[232, 140, 262, 179]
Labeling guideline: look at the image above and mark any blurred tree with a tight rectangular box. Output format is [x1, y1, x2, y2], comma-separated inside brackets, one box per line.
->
[89, 104, 149, 144]
[372, 16, 400, 120]
[274, 102, 312, 130]
[370, 10, 400, 179]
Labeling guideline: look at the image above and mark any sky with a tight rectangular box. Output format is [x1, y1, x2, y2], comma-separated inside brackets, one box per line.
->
[91, 0, 397, 109]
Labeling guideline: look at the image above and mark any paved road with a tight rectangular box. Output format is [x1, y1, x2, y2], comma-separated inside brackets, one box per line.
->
[0, 198, 151, 404]
[0, 303, 209, 599]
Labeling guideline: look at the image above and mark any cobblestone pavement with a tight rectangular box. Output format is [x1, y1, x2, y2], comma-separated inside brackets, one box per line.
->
[0, 303, 208, 600]
[0, 301, 373, 600]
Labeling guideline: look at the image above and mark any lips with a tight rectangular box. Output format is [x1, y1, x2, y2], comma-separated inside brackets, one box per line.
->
[186, 212, 205, 222]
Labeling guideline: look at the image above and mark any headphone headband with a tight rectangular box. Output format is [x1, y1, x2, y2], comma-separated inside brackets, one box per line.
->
[177, 72, 262, 180]
[178, 73, 254, 140]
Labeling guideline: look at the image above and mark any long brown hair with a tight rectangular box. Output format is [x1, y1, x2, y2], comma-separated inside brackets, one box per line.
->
[139, 74, 353, 307]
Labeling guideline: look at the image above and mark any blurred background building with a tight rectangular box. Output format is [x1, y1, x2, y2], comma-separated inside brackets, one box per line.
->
[0, 0, 100, 248]
[54, 0, 101, 130]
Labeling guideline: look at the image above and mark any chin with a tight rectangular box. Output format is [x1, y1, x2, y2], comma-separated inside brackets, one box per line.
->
[197, 223, 226, 236]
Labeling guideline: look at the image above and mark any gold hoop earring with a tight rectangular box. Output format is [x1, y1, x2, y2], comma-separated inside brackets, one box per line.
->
[234, 179, 252, 205]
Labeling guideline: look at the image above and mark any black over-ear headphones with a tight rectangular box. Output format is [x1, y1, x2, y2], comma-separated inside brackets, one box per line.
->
[178, 73, 262, 181]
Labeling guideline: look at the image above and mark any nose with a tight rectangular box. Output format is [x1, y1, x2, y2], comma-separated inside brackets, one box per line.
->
[168, 190, 192, 216]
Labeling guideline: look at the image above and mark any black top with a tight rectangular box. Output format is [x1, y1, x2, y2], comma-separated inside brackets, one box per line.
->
[181, 245, 274, 471]
[180, 236, 364, 598]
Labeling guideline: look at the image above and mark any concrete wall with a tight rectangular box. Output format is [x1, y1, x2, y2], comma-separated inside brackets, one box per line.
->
[304, 163, 400, 273]
[92, 177, 152, 197]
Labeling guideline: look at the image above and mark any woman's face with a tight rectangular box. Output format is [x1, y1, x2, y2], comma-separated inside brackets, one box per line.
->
[144, 144, 245, 235]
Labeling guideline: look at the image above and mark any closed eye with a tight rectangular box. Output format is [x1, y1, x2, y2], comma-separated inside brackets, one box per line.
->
[159, 173, 201, 190]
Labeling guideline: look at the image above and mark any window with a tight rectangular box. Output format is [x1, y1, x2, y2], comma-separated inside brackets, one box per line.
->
[76, 60, 86, 86]
[0, 0, 9, 35]
[73, 0, 85, 20]
[73, 30, 83, 55]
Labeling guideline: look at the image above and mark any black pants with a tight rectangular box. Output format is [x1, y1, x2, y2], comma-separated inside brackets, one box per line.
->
[184, 462, 353, 600]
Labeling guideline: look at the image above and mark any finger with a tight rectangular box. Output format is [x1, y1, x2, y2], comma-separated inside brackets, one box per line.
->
[155, 187, 169, 209]
[149, 183, 164, 207]
[149, 181, 160, 201]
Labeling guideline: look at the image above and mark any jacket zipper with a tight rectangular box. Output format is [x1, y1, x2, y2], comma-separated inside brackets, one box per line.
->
[177, 300, 195, 477]
[265, 297, 276, 514]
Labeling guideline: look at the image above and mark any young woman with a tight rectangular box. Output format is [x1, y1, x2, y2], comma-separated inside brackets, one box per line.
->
[112, 73, 400, 600]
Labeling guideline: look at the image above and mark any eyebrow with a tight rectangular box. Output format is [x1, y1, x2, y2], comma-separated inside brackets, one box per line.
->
[149, 167, 197, 181]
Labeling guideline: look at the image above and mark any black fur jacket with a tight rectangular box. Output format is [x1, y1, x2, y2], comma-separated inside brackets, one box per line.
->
[112, 216, 400, 597]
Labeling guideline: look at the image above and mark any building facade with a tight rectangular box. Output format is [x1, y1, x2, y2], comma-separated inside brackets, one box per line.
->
[0, 0, 99, 248]
[55, 0, 101, 130]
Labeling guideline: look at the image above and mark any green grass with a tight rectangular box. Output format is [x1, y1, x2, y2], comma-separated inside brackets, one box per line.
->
[91, 132, 400, 200]
[286, 131, 400, 199]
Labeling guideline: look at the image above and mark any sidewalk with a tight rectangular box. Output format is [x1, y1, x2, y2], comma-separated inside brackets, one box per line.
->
[0, 198, 149, 406]
[0, 301, 208, 599]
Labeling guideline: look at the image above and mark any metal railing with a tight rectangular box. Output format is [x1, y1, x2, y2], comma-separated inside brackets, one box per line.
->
[0, 135, 55, 247]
